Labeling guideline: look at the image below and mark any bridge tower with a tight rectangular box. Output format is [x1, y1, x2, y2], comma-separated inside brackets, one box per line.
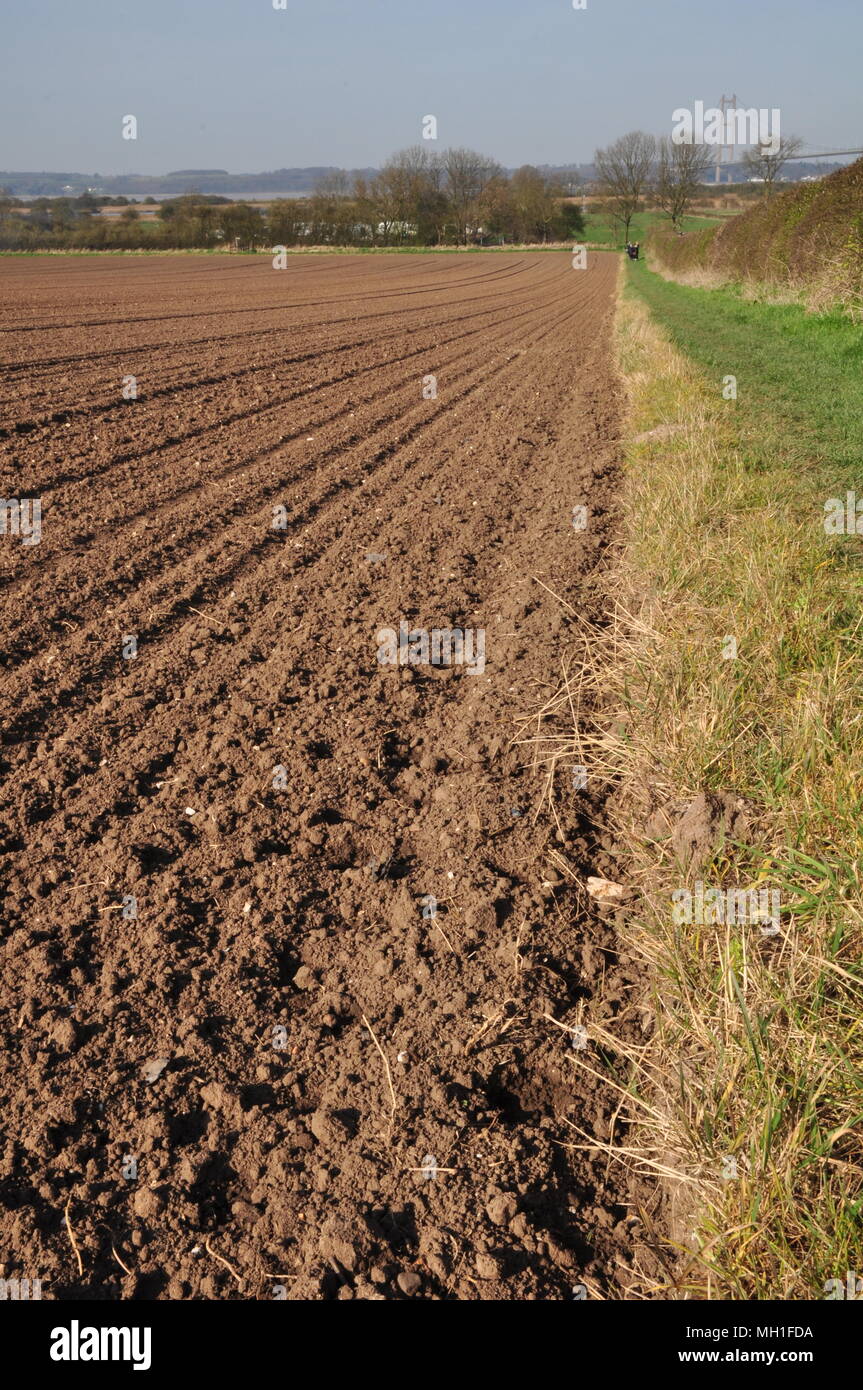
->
[715, 94, 739, 183]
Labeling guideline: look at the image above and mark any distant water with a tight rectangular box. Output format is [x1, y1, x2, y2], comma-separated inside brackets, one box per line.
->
[17, 190, 310, 203]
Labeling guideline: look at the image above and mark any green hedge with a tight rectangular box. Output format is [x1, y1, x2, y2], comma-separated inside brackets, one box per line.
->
[649, 159, 863, 316]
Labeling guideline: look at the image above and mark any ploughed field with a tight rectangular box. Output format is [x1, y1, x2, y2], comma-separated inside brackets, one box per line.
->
[0, 251, 640, 1300]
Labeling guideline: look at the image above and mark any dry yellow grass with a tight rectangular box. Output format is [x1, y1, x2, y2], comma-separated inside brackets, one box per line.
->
[531, 274, 863, 1298]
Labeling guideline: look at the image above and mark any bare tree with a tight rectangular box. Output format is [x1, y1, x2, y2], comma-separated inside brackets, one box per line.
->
[594, 131, 656, 244]
[371, 146, 444, 244]
[654, 137, 712, 228]
[741, 135, 804, 195]
[310, 170, 354, 243]
[315, 170, 350, 199]
[507, 166, 546, 241]
[442, 147, 502, 244]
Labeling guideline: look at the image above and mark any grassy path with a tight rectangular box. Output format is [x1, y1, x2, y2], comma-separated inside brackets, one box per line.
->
[595, 261, 863, 1297]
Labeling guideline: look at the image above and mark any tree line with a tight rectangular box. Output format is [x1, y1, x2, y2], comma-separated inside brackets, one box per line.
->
[594, 129, 805, 243]
[0, 132, 803, 252]
[0, 148, 584, 251]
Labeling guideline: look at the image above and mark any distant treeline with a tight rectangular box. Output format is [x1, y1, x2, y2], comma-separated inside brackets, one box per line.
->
[0, 149, 585, 250]
[0, 167, 382, 198]
[0, 161, 592, 199]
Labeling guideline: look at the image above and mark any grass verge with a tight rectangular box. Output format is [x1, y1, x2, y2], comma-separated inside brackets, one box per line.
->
[583, 210, 722, 250]
[554, 261, 863, 1298]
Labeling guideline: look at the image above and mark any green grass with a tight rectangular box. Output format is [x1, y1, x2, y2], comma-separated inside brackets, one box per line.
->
[584, 210, 723, 249]
[628, 257, 863, 480]
[579, 264, 863, 1297]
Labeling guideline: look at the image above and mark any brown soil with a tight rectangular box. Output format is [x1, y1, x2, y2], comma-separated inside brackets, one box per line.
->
[0, 251, 650, 1300]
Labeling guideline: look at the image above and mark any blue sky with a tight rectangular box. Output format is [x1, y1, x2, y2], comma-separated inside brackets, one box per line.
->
[1, 0, 860, 171]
